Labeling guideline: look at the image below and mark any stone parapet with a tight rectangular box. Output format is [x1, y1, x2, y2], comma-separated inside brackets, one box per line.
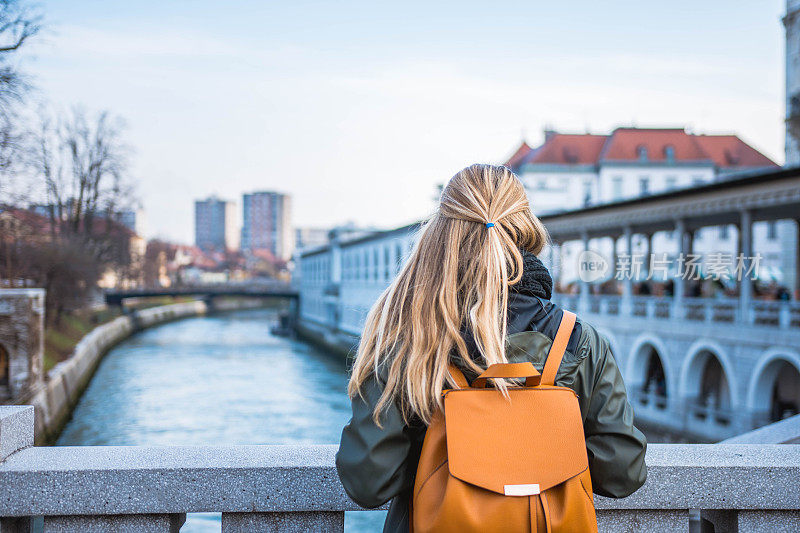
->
[0, 406, 33, 462]
[0, 432, 798, 531]
[723, 413, 800, 444]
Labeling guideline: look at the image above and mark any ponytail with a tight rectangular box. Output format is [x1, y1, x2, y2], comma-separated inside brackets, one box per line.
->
[348, 164, 548, 425]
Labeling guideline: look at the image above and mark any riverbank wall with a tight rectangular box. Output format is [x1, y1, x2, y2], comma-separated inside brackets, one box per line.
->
[23, 299, 265, 445]
[294, 319, 359, 361]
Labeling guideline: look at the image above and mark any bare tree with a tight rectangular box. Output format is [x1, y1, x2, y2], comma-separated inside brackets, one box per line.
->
[14, 235, 103, 319]
[12, 106, 141, 321]
[0, 0, 41, 203]
[0, 3, 146, 320]
[0, 0, 41, 109]
[0, 112, 20, 197]
[30, 107, 134, 239]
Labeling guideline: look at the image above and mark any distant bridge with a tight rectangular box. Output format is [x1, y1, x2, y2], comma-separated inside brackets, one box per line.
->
[104, 284, 299, 307]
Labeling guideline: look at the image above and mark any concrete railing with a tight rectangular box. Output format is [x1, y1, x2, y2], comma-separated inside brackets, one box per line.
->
[722, 413, 800, 445]
[1, 407, 800, 532]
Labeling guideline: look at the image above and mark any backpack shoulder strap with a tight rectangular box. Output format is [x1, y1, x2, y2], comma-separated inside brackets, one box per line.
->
[447, 363, 469, 389]
[540, 310, 577, 386]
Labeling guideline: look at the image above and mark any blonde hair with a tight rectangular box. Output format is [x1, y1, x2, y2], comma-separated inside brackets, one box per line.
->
[348, 164, 549, 425]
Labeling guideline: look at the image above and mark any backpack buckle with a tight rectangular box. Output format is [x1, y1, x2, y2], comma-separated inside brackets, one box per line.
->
[504, 484, 541, 496]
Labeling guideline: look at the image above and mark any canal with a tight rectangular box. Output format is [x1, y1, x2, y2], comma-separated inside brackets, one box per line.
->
[57, 307, 384, 532]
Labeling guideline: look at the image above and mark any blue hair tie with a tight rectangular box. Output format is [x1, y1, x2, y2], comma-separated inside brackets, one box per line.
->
[485, 222, 495, 228]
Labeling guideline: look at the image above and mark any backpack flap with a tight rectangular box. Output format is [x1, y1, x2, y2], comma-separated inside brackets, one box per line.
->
[444, 387, 588, 495]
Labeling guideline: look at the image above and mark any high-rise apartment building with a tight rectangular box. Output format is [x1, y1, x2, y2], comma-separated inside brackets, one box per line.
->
[194, 196, 239, 251]
[241, 191, 293, 260]
[118, 209, 145, 236]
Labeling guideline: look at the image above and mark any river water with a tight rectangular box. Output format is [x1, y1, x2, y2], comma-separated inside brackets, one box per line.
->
[57, 308, 385, 532]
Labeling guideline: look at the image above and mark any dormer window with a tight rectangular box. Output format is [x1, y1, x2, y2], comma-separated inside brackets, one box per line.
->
[725, 149, 740, 166]
[664, 145, 676, 163]
[562, 147, 579, 164]
[637, 145, 648, 162]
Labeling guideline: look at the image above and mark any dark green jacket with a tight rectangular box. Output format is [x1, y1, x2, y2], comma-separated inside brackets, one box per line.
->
[336, 294, 647, 532]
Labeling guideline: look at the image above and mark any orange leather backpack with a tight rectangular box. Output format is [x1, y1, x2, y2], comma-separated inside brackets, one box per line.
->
[411, 310, 597, 532]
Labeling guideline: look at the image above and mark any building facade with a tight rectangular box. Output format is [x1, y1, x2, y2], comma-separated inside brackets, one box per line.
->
[118, 209, 145, 237]
[298, 224, 418, 339]
[295, 227, 330, 252]
[785, 0, 800, 165]
[506, 128, 794, 289]
[506, 127, 777, 214]
[241, 191, 293, 260]
[297, 167, 800, 441]
[194, 197, 239, 252]
[0, 289, 44, 403]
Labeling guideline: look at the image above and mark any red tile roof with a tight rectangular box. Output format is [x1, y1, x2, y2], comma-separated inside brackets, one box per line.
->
[0, 207, 139, 239]
[692, 135, 777, 168]
[0, 207, 58, 235]
[600, 128, 707, 162]
[505, 141, 532, 169]
[506, 128, 777, 170]
[526, 134, 607, 165]
[84, 217, 138, 238]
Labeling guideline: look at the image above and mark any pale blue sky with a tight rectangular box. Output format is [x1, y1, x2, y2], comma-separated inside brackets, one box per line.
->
[23, 1, 787, 242]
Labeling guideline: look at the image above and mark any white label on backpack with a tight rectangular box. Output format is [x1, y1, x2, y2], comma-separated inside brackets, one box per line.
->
[504, 484, 540, 496]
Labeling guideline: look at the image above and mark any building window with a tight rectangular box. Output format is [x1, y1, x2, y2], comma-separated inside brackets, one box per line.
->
[349, 255, 354, 281]
[767, 221, 778, 240]
[362, 251, 368, 281]
[396, 243, 404, 272]
[583, 180, 593, 206]
[384, 246, 391, 280]
[719, 225, 729, 240]
[637, 145, 648, 162]
[612, 176, 623, 200]
[373, 248, 380, 281]
[692, 175, 705, 186]
[639, 177, 650, 196]
[665, 176, 677, 190]
[664, 145, 675, 163]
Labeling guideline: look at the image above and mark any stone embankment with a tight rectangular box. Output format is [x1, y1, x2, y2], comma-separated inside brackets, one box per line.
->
[24, 299, 264, 444]
[295, 319, 358, 359]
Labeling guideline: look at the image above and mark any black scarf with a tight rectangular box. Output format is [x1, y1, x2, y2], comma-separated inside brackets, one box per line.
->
[457, 249, 554, 368]
[510, 250, 553, 300]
